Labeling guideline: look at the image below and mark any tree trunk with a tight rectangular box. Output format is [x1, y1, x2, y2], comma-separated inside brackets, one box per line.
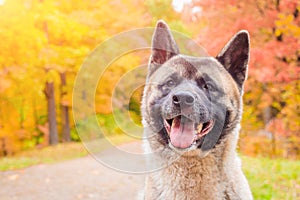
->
[44, 81, 58, 145]
[60, 72, 71, 142]
[262, 84, 276, 156]
[263, 106, 276, 156]
[0, 137, 7, 156]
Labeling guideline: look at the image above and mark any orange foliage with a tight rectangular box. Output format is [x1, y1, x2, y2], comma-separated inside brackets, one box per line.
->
[183, 0, 300, 157]
[0, 0, 184, 155]
[0, 0, 299, 158]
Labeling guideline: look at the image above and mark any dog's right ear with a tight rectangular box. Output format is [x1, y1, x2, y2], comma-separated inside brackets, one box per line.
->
[148, 20, 179, 76]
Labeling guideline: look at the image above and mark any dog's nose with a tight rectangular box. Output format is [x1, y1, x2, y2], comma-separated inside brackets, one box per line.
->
[172, 92, 195, 107]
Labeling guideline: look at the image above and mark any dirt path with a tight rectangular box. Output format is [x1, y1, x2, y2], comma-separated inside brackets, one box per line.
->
[0, 143, 146, 200]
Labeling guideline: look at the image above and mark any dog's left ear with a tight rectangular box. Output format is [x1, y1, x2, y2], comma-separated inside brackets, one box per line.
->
[148, 20, 179, 76]
[216, 31, 250, 90]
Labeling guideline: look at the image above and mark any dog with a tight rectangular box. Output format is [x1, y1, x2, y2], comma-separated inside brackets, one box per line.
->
[140, 20, 252, 200]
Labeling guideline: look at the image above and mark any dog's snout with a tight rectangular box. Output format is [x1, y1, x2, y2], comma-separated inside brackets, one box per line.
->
[172, 92, 195, 107]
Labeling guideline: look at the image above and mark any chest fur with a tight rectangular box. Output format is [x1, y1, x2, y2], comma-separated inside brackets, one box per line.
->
[145, 156, 229, 200]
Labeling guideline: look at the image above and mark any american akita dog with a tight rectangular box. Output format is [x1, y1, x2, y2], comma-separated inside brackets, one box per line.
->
[141, 20, 252, 199]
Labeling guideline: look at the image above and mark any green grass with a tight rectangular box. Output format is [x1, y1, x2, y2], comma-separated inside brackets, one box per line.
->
[0, 135, 137, 171]
[242, 155, 300, 200]
[0, 142, 88, 171]
[0, 141, 299, 199]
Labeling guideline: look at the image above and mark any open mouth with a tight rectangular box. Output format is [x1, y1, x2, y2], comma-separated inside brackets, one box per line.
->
[163, 115, 214, 150]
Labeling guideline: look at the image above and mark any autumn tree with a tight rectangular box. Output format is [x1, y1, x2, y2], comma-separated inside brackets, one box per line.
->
[0, 0, 187, 154]
[183, 0, 300, 157]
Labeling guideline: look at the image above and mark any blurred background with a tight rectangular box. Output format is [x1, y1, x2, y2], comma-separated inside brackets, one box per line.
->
[1, 0, 299, 158]
[0, 0, 299, 198]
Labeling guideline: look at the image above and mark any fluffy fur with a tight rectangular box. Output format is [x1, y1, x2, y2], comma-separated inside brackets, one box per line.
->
[141, 20, 252, 200]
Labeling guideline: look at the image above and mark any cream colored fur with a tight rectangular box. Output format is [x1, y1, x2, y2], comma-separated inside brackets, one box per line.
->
[140, 20, 252, 200]
[141, 125, 252, 200]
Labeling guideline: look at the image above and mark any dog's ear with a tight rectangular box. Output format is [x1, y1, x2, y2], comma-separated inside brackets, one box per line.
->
[148, 20, 179, 76]
[216, 31, 250, 90]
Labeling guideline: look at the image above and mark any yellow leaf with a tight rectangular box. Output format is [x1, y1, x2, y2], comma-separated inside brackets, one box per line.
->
[275, 29, 282, 37]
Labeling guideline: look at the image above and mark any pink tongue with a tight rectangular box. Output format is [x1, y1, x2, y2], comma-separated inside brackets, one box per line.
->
[169, 116, 195, 149]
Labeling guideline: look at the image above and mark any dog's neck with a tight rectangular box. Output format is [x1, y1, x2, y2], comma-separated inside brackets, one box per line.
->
[146, 149, 237, 200]
[145, 130, 240, 198]
[144, 125, 251, 200]
[165, 135, 237, 174]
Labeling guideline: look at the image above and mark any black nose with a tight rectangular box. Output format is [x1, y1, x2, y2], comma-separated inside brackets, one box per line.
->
[172, 91, 195, 107]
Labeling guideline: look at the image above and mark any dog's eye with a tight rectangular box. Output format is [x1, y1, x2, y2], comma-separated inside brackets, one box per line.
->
[197, 78, 213, 91]
[203, 83, 213, 90]
[166, 80, 175, 87]
[203, 83, 208, 90]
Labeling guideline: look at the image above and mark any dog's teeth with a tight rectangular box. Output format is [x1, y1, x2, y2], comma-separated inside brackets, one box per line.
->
[197, 123, 203, 133]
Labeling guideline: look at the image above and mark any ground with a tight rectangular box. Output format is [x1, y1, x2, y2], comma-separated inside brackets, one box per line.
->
[0, 142, 299, 199]
[0, 142, 146, 200]
[0, 156, 145, 200]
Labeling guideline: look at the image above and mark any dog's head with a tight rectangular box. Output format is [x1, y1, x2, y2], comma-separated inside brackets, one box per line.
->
[142, 20, 249, 155]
